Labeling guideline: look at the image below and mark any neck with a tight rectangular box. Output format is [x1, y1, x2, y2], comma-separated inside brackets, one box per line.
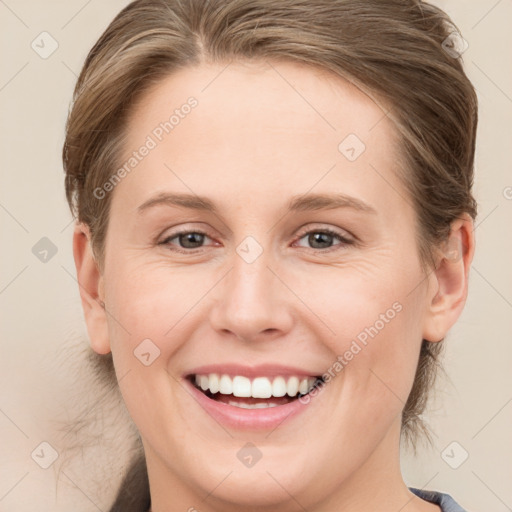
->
[144, 416, 438, 512]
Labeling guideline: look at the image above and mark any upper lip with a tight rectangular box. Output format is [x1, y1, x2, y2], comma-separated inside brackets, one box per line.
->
[184, 363, 323, 379]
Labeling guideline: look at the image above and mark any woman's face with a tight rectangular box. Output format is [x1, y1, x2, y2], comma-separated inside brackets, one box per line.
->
[91, 61, 445, 509]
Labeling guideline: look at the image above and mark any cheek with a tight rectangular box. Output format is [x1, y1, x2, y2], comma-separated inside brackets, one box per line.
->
[334, 295, 425, 441]
[102, 266, 191, 440]
[301, 252, 426, 415]
[103, 259, 192, 343]
[299, 258, 424, 359]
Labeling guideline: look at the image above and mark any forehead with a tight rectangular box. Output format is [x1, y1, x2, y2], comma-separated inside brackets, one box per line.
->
[117, 60, 405, 215]
[126, 59, 393, 146]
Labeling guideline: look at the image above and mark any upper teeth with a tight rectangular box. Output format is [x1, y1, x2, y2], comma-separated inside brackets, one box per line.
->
[194, 374, 318, 398]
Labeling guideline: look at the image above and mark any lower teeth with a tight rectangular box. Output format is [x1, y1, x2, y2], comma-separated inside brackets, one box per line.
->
[227, 400, 281, 409]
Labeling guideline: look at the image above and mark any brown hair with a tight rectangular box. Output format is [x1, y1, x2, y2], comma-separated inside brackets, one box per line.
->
[62, 0, 477, 509]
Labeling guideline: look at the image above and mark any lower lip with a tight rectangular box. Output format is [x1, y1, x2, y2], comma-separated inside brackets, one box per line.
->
[183, 378, 314, 430]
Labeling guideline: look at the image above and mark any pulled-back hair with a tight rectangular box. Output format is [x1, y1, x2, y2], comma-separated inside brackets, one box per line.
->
[62, 1, 477, 509]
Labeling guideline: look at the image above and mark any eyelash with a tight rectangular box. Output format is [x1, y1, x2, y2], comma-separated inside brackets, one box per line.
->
[158, 227, 354, 254]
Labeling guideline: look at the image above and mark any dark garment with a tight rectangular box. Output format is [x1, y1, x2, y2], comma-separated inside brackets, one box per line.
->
[410, 487, 468, 512]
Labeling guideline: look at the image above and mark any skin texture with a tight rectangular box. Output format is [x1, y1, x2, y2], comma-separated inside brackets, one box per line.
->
[73, 60, 474, 512]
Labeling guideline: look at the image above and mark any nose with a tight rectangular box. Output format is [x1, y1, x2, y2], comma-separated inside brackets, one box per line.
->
[209, 239, 294, 344]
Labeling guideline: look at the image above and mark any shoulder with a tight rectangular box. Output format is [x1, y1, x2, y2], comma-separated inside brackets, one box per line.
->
[409, 487, 468, 512]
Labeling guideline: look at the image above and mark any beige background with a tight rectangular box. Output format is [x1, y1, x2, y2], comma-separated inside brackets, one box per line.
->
[1, 0, 511, 510]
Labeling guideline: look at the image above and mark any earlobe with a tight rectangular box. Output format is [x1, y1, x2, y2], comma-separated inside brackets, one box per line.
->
[73, 222, 111, 355]
[422, 214, 475, 343]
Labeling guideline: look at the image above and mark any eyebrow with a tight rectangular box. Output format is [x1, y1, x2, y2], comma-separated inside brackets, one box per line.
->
[137, 192, 377, 215]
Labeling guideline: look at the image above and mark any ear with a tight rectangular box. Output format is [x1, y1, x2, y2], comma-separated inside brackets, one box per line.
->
[422, 213, 476, 343]
[73, 222, 111, 354]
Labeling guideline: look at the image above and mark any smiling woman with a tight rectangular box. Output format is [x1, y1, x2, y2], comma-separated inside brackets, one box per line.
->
[62, 1, 477, 511]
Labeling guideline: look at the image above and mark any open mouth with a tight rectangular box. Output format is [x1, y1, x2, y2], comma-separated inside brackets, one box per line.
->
[187, 373, 325, 409]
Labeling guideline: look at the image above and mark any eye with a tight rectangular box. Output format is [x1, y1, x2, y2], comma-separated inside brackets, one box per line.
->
[159, 230, 214, 253]
[293, 228, 354, 251]
[159, 226, 354, 254]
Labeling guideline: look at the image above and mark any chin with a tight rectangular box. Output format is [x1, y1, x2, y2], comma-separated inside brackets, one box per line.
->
[186, 452, 317, 508]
